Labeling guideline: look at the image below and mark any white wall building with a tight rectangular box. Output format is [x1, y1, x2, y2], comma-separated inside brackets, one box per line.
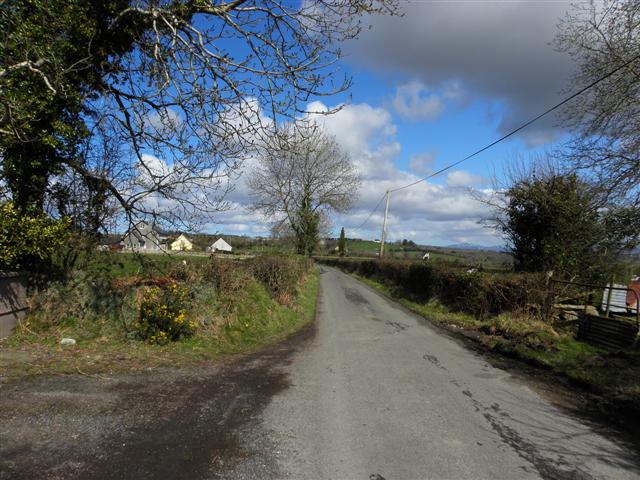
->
[208, 238, 232, 253]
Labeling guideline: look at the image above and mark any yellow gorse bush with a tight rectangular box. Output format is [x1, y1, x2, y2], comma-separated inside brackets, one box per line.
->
[135, 282, 194, 344]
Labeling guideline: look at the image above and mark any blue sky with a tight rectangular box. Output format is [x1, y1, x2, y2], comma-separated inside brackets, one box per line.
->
[204, 1, 579, 247]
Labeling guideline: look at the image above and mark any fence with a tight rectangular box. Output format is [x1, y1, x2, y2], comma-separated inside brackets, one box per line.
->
[549, 279, 639, 350]
[0, 272, 28, 339]
[578, 314, 638, 350]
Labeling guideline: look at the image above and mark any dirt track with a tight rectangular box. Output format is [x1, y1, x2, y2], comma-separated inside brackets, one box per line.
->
[0, 324, 315, 480]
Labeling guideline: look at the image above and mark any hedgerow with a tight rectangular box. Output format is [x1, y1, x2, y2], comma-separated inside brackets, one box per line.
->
[317, 257, 545, 319]
[20, 254, 314, 345]
[249, 255, 313, 304]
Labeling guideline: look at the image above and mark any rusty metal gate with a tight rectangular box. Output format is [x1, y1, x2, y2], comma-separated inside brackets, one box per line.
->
[577, 314, 638, 350]
[549, 279, 639, 350]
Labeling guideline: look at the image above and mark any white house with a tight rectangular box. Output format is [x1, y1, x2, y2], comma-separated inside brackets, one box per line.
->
[208, 238, 232, 253]
[171, 234, 193, 251]
[121, 222, 164, 252]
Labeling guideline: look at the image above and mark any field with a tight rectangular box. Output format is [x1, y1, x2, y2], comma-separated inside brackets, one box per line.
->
[106, 251, 211, 277]
[317, 238, 512, 271]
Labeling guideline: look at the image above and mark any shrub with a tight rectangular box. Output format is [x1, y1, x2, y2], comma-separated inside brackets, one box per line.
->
[167, 260, 202, 284]
[202, 257, 253, 296]
[135, 283, 195, 344]
[250, 255, 312, 304]
[23, 268, 128, 341]
[317, 257, 546, 320]
[0, 201, 71, 271]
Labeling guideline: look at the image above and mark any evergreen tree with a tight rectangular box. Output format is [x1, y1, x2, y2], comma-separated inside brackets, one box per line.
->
[338, 227, 346, 256]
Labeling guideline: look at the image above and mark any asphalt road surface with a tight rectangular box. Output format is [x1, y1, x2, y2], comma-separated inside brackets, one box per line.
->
[237, 266, 640, 480]
[2, 266, 639, 480]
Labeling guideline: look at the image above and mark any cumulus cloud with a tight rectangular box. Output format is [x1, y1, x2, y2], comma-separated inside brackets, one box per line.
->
[393, 81, 444, 121]
[201, 203, 270, 236]
[347, 1, 574, 146]
[143, 108, 183, 136]
[306, 101, 399, 179]
[446, 170, 487, 188]
[409, 151, 437, 175]
[302, 101, 500, 246]
[206, 99, 501, 247]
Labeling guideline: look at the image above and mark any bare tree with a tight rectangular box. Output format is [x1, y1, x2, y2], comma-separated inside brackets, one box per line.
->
[1, 0, 398, 232]
[554, 0, 640, 205]
[248, 123, 360, 255]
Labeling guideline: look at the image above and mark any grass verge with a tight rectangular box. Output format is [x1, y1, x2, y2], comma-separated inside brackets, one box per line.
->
[0, 267, 320, 379]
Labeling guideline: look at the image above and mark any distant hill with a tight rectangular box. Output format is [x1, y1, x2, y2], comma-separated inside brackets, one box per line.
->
[446, 243, 505, 253]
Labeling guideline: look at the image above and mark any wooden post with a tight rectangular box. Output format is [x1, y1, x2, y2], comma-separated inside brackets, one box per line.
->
[605, 274, 615, 318]
[379, 191, 390, 259]
[584, 286, 590, 316]
[543, 271, 554, 323]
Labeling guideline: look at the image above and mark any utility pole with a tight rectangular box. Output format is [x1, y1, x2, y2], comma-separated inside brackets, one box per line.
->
[379, 190, 390, 258]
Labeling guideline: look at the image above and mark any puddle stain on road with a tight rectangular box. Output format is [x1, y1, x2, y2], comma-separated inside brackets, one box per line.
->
[422, 353, 447, 371]
[385, 320, 409, 333]
[344, 288, 369, 305]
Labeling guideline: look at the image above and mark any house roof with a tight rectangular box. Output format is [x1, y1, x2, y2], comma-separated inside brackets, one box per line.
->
[211, 238, 232, 250]
[123, 221, 160, 241]
[172, 234, 192, 243]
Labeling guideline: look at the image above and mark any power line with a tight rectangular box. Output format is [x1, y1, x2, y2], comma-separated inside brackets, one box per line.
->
[389, 53, 640, 193]
[355, 192, 387, 230]
[353, 53, 639, 235]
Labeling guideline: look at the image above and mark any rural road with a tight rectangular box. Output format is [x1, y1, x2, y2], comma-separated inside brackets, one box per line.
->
[236, 267, 640, 480]
[1, 266, 639, 479]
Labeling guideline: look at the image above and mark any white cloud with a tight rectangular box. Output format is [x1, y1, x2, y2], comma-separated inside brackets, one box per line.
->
[446, 170, 486, 188]
[135, 154, 174, 188]
[409, 151, 437, 175]
[143, 108, 183, 136]
[306, 101, 399, 179]
[393, 81, 444, 121]
[303, 101, 499, 245]
[217, 100, 501, 247]
[348, 1, 574, 146]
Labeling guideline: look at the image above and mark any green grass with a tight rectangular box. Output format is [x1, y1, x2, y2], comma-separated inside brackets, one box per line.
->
[0, 268, 320, 377]
[107, 252, 210, 277]
[318, 239, 512, 270]
[355, 274, 481, 329]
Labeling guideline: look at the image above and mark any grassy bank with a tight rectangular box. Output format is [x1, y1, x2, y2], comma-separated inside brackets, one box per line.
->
[323, 262, 640, 429]
[0, 256, 320, 378]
